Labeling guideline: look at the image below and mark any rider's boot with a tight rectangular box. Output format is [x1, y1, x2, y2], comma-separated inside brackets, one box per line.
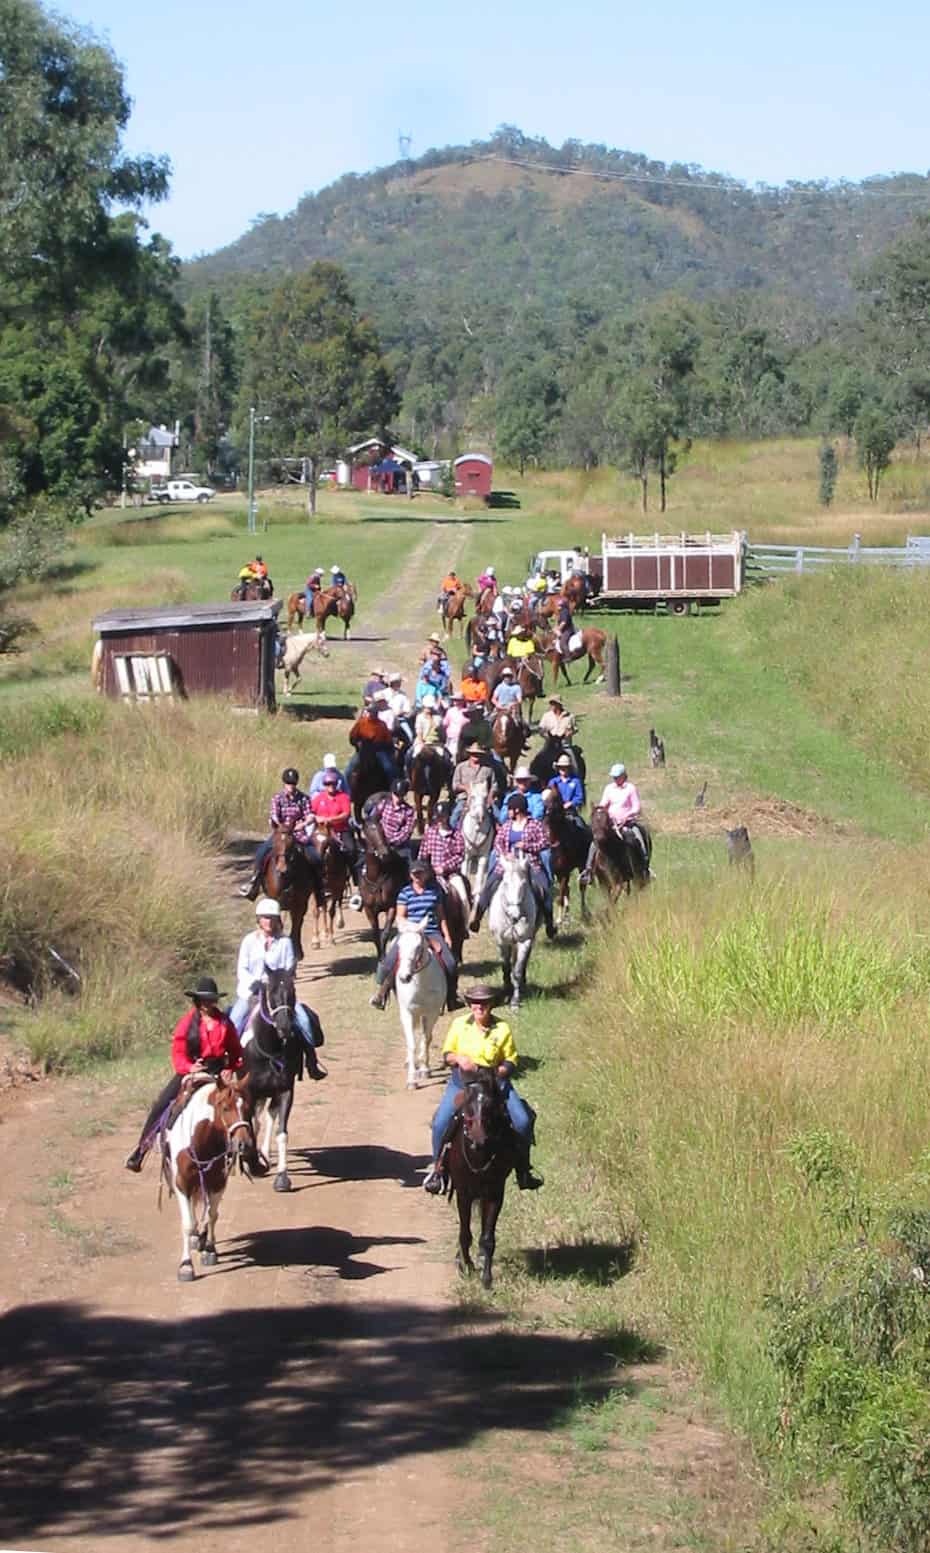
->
[369, 978, 392, 1010]
[514, 1140, 544, 1191]
[445, 969, 462, 1012]
[124, 1141, 148, 1173]
[423, 1158, 444, 1194]
[238, 869, 262, 901]
[305, 1046, 328, 1081]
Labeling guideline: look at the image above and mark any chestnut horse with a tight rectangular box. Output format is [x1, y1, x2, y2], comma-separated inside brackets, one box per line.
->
[490, 708, 526, 775]
[260, 823, 322, 959]
[162, 1073, 261, 1281]
[443, 1068, 518, 1289]
[538, 626, 607, 687]
[441, 583, 472, 637]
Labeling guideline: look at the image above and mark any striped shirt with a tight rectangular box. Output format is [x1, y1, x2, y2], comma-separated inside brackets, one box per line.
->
[397, 883, 443, 933]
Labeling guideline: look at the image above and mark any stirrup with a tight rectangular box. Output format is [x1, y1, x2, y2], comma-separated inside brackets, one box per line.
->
[423, 1166, 444, 1195]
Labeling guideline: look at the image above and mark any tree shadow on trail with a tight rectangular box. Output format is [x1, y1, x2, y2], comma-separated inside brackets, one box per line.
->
[0, 1298, 635, 1543]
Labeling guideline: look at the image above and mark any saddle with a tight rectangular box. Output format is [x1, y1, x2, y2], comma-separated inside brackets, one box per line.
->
[163, 1069, 217, 1135]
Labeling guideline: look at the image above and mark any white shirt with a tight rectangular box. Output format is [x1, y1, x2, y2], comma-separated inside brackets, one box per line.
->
[236, 929, 296, 1001]
[389, 689, 411, 717]
[599, 779, 641, 827]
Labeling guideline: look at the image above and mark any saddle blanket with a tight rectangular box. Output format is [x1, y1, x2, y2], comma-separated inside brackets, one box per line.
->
[560, 630, 583, 654]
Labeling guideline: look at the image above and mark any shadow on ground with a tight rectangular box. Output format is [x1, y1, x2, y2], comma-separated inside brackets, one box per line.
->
[303, 1143, 430, 1189]
[0, 1297, 633, 1542]
[279, 702, 359, 721]
[520, 1238, 637, 1287]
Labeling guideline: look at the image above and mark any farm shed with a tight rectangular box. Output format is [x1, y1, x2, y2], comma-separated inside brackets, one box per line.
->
[92, 601, 282, 710]
[454, 453, 493, 499]
[341, 438, 418, 490]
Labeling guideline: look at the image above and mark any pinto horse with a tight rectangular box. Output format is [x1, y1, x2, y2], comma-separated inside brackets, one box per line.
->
[589, 806, 651, 899]
[163, 1073, 260, 1282]
[241, 965, 303, 1193]
[444, 1068, 518, 1289]
[410, 745, 451, 831]
[543, 791, 591, 927]
[260, 823, 322, 959]
[311, 821, 349, 948]
[359, 812, 408, 957]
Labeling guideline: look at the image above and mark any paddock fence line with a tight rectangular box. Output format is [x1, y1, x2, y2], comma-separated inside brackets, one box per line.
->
[749, 535, 930, 576]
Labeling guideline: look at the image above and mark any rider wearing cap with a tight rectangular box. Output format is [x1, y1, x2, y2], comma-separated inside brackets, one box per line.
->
[240, 768, 316, 899]
[124, 974, 244, 1172]
[309, 753, 348, 795]
[229, 898, 326, 1072]
[471, 792, 556, 939]
[422, 984, 542, 1194]
[580, 762, 650, 880]
[370, 859, 459, 1011]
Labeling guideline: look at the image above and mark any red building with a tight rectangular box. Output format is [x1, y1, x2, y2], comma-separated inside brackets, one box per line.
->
[92, 601, 282, 710]
[454, 453, 493, 500]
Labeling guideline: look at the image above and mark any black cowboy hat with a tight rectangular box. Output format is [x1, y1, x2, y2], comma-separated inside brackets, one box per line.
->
[184, 975, 223, 1002]
[463, 984, 498, 1004]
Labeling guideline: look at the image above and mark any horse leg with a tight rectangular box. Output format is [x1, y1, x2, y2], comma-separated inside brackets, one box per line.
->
[311, 896, 322, 951]
[478, 1194, 504, 1289]
[501, 941, 514, 1004]
[579, 872, 590, 921]
[273, 1087, 294, 1192]
[177, 1184, 196, 1282]
[512, 938, 533, 1010]
[259, 1102, 275, 1164]
[457, 1190, 475, 1275]
[558, 874, 569, 928]
[200, 1187, 221, 1266]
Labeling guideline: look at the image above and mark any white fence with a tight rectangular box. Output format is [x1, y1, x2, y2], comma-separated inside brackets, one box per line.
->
[750, 535, 930, 575]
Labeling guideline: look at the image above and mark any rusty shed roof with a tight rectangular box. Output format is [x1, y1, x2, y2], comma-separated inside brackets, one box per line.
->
[93, 601, 282, 632]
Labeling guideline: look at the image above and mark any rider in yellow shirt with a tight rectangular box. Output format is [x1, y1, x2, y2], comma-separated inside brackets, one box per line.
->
[506, 624, 537, 658]
[423, 985, 542, 1194]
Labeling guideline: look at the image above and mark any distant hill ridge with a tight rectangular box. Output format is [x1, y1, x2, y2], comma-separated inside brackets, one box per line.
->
[188, 127, 930, 321]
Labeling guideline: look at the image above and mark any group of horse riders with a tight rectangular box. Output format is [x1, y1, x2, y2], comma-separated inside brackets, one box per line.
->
[234, 554, 274, 599]
[305, 563, 349, 615]
[439, 563, 582, 658]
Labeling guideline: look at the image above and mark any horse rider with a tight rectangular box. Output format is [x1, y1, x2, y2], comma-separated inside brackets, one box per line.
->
[372, 687, 396, 731]
[387, 672, 413, 744]
[124, 975, 244, 1171]
[498, 765, 546, 822]
[380, 778, 417, 865]
[550, 752, 585, 818]
[451, 740, 492, 828]
[490, 663, 525, 733]
[555, 593, 574, 657]
[470, 792, 556, 939]
[330, 564, 347, 588]
[412, 692, 444, 758]
[538, 693, 577, 750]
[460, 658, 489, 706]
[370, 858, 460, 1011]
[476, 564, 497, 598]
[419, 800, 465, 893]
[239, 767, 315, 899]
[229, 899, 326, 1075]
[348, 701, 397, 788]
[309, 752, 348, 795]
[443, 688, 470, 759]
[304, 567, 325, 616]
[439, 569, 460, 611]
[506, 623, 537, 658]
[418, 631, 451, 672]
[236, 558, 260, 599]
[363, 665, 388, 701]
[415, 651, 451, 709]
[580, 762, 651, 882]
[311, 768, 358, 878]
[422, 984, 542, 1195]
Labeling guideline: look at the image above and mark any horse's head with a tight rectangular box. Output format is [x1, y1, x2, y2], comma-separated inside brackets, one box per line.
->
[259, 965, 296, 1041]
[461, 1068, 504, 1147]
[395, 919, 429, 983]
[210, 1074, 259, 1167]
[467, 778, 490, 820]
[591, 806, 611, 844]
[362, 815, 390, 861]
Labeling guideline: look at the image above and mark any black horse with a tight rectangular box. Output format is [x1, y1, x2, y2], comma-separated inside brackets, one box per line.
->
[530, 734, 587, 792]
[410, 745, 452, 832]
[444, 1069, 518, 1289]
[543, 791, 592, 927]
[347, 738, 396, 823]
[240, 966, 303, 1193]
[358, 812, 409, 957]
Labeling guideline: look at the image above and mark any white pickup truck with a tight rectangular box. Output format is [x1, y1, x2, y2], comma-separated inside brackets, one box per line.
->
[147, 478, 215, 505]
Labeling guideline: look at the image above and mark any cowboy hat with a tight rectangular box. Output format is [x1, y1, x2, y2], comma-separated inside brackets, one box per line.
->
[500, 664, 515, 675]
[464, 984, 497, 1004]
[514, 765, 532, 780]
[466, 741, 485, 755]
[184, 975, 224, 1001]
[548, 694, 563, 706]
[555, 753, 573, 767]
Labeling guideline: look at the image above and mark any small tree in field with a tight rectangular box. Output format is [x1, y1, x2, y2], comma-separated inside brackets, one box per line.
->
[818, 443, 838, 507]
[855, 409, 896, 502]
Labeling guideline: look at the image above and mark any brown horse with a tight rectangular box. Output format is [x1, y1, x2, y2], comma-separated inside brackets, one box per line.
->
[312, 587, 342, 636]
[474, 584, 497, 617]
[490, 708, 526, 775]
[589, 806, 650, 899]
[358, 812, 408, 957]
[260, 823, 322, 959]
[286, 591, 308, 631]
[163, 1073, 261, 1282]
[410, 745, 451, 831]
[231, 578, 273, 603]
[444, 1068, 517, 1289]
[335, 584, 356, 639]
[516, 653, 545, 724]
[538, 626, 607, 686]
[543, 791, 592, 927]
[441, 583, 472, 637]
[563, 574, 588, 612]
[310, 821, 349, 948]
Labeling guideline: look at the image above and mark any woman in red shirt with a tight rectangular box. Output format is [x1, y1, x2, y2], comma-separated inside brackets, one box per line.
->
[124, 976, 243, 1173]
[311, 770, 358, 876]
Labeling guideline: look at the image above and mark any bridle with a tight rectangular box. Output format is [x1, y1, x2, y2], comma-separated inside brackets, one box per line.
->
[397, 928, 430, 983]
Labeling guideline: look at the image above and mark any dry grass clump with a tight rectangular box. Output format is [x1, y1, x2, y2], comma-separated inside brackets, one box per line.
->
[0, 696, 325, 1066]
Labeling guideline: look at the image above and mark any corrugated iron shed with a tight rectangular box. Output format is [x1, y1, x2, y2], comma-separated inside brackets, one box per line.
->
[92, 600, 282, 710]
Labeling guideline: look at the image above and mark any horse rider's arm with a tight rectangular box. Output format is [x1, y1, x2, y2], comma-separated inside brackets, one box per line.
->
[171, 1009, 198, 1074]
[435, 895, 453, 948]
[224, 1018, 245, 1069]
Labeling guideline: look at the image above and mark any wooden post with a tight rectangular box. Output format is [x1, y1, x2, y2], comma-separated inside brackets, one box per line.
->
[606, 634, 621, 697]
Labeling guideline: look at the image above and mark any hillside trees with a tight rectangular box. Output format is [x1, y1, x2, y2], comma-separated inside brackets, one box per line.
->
[237, 262, 398, 515]
[0, 0, 180, 517]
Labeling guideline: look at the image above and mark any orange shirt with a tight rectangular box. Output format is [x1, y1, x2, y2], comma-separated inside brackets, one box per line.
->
[442, 574, 459, 592]
[461, 675, 488, 704]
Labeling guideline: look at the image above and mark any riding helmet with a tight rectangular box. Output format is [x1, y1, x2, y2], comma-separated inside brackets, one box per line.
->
[391, 778, 409, 796]
[282, 767, 299, 784]
[254, 898, 282, 918]
[434, 801, 451, 819]
[410, 859, 431, 878]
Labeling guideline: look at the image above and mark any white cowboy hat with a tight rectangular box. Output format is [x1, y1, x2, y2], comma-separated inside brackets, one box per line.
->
[500, 665, 515, 675]
[514, 766, 532, 780]
[610, 762, 626, 778]
[255, 897, 282, 917]
[388, 672, 403, 684]
[422, 693, 438, 708]
[330, 564, 341, 572]
[374, 689, 391, 703]
[555, 753, 573, 767]
[427, 631, 443, 644]
[322, 752, 338, 768]
[314, 567, 324, 575]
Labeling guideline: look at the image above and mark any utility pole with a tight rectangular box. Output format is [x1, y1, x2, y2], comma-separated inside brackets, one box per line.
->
[247, 406, 256, 534]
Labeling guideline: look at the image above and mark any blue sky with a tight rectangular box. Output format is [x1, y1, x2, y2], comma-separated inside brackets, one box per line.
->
[69, 0, 930, 259]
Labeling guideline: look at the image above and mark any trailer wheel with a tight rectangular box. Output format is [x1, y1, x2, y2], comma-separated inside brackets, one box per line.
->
[670, 600, 691, 617]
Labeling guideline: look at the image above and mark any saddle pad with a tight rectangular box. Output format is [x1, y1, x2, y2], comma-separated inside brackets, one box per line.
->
[568, 630, 583, 654]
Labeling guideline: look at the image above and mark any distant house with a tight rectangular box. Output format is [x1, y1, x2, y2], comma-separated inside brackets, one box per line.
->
[338, 437, 419, 491]
[454, 453, 493, 500]
[133, 423, 180, 486]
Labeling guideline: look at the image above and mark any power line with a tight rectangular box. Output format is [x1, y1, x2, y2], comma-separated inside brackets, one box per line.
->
[479, 152, 930, 201]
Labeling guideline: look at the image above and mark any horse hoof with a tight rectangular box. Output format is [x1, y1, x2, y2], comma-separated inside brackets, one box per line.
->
[416, 1066, 429, 1081]
[274, 1173, 291, 1193]
[406, 1080, 418, 1091]
[312, 939, 321, 951]
[195, 1230, 208, 1251]
[200, 1248, 218, 1267]
[177, 1261, 195, 1283]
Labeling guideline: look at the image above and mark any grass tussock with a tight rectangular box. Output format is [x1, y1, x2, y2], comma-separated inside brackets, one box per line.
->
[0, 697, 325, 1067]
[560, 867, 930, 1547]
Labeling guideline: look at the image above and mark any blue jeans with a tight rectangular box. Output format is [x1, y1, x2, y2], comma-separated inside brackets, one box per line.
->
[431, 1070, 533, 1158]
[229, 997, 316, 1050]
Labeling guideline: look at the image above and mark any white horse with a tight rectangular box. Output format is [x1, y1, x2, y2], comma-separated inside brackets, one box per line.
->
[462, 778, 495, 925]
[488, 853, 539, 1011]
[394, 920, 447, 1089]
[279, 631, 330, 696]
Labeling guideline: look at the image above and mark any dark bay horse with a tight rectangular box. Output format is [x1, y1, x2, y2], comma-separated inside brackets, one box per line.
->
[490, 708, 526, 775]
[348, 737, 395, 822]
[589, 806, 651, 899]
[543, 792, 591, 927]
[241, 965, 302, 1192]
[231, 577, 274, 603]
[516, 653, 545, 724]
[444, 1069, 517, 1289]
[311, 821, 349, 947]
[410, 745, 451, 831]
[530, 734, 587, 791]
[359, 812, 408, 956]
[261, 824, 322, 959]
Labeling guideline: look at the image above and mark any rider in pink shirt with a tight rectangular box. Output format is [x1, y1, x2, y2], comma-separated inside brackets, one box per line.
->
[599, 765, 641, 828]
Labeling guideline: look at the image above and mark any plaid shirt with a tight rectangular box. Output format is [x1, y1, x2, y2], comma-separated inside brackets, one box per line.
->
[270, 788, 313, 834]
[419, 824, 465, 878]
[381, 801, 416, 846]
[495, 816, 548, 862]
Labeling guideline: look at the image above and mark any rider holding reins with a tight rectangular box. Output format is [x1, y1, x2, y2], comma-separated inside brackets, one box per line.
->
[228, 899, 326, 1076]
[240, 768, 316, 899]
[369, 859, 460, 1012]
[580, 762, 651, 881]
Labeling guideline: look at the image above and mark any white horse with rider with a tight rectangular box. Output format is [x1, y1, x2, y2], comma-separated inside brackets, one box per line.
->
[393, 919, 447, 1089]
[462, 776, 495, 919]
[488, 853, 540, 1010]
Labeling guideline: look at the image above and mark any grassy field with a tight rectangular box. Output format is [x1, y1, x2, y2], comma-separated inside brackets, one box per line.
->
[5, 447, 930, 1548]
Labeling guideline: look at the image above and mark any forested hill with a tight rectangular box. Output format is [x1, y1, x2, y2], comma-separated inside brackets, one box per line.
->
[188, 129, 930, 320]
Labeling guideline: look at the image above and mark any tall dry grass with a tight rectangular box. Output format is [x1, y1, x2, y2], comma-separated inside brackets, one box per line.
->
[0, 697, 325, 1066]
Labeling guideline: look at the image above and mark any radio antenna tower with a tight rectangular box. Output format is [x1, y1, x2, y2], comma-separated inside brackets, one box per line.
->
[398, 130, 413, 161]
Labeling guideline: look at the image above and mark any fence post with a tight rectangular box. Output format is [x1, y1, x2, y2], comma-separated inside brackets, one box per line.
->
[606, 635, 621, 697]
[850, 533, 861, 563]
[795, 547, 804, 574]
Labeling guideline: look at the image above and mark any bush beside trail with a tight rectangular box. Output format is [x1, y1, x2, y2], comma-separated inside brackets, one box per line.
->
[0, 697, 324, 1068]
